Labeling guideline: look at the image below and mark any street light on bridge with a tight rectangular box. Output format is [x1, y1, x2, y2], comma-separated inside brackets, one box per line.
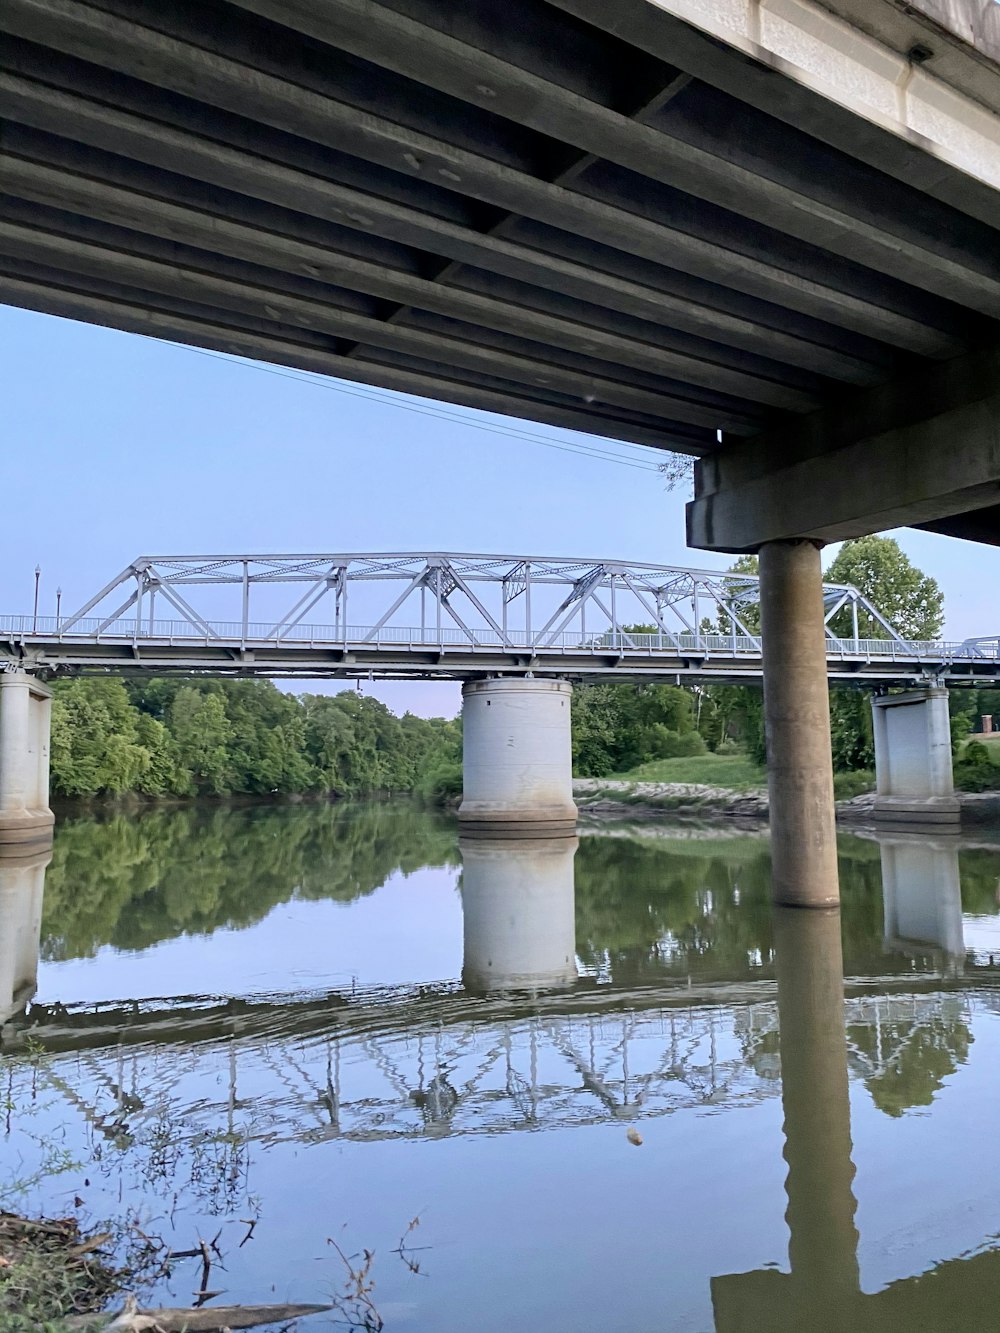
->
[32, 565, 40, 634]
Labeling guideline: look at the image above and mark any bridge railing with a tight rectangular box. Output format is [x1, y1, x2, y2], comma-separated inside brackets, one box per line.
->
[0, 615, 984, 661]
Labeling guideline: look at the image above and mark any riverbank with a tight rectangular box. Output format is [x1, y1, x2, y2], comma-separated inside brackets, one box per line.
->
[574, 779, 1000, 826]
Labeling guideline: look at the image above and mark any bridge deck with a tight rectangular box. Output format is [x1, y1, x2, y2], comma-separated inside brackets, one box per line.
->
[3, 617, 999, 682]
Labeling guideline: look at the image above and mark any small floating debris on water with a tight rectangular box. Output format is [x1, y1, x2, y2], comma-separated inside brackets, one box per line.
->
[627, 1127, 643, 1147]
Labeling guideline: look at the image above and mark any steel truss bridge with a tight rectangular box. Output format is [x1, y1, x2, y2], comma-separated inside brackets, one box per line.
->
[3, 552, 1000, 684]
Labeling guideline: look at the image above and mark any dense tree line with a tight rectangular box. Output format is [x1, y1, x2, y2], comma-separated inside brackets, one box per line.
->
[49, 676, 461, 800]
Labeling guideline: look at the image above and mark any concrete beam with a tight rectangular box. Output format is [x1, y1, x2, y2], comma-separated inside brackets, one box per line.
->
[0, 81, 887, 385]
[621, 0, 1000, 194]
[0, 272, 702, 451]
[687, 344, 1000, 551]
[0, 182, 815, 413]
[0, 221, 766, 433]
[0, 4, 963, 353]
[225, 0, 1000, 322]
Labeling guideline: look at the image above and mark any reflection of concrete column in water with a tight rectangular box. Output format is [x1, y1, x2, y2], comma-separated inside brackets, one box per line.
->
[711, 908, 860, 1330]
[774, 906, 860, 1325]
[459, 836, 578, 993]
[880, 835, 964, 965]
[0, 848, 49, 1024]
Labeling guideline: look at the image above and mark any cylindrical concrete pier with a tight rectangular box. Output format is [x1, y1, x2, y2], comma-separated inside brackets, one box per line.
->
[460, 835, 578, 993]
[759, 541, 840, 907]
[458, 678, 577, 836]
[0, 672, 54, 850]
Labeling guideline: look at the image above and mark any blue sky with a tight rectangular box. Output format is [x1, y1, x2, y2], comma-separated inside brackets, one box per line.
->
[3, 304, 994, 717]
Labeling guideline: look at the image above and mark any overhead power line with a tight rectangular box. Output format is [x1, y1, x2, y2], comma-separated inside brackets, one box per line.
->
[151, 338, 672, 474]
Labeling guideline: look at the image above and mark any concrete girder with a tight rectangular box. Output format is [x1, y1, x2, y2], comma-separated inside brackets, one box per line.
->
[0, 185, 818, 413]
[0, 3, 967, 355]
[554, 0, 1000, 230]
[0, 114, 887, 388]
[0, 271, 705, 451]
[0, 222, 770, 434]
[226, 0, 1000, 322]
[687, 343, 1000, 550]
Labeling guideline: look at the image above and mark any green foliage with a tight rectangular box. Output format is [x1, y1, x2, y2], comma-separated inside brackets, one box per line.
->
[50, 677, 460, 801]
[572, 682, 704, 776]
[954, 739, 1000, 792]
[608, 753, 766, 789]
[50, 678, 175, 797]
[417, 758, 464, 805]
[825, 535, 944, 640]
[830, 688, 875, 772]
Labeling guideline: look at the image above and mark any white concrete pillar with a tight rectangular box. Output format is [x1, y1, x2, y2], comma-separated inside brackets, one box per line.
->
[460, 835, 578, 993]
[758, 541, 840, 907]
[0, 672, 55, 849]
[0, 847, 48, 1024]
[879, 834, 964, 966]
[871, 689, 960, 826]
[458, 678, 577, 835]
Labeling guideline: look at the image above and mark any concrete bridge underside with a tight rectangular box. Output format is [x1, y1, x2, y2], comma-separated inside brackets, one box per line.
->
[2, 0, 1000, 550]
[4, 0, 1000, 899]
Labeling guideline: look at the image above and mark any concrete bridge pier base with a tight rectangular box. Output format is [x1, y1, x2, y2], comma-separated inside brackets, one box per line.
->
[872, 690, 960, 827]
[459, 835, 578, 993]
[0, 672, 54, 851]
[458, 678, 577, 836]
[759, 541, 840, 907]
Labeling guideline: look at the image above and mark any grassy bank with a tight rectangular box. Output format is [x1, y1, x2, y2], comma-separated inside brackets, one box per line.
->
[605, 754, 766, 789]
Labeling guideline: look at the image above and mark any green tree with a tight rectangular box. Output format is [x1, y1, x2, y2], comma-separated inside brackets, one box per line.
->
[825, 535, 944, 641]
[50, 678, 157, 796]
[169, 687, 232, 794]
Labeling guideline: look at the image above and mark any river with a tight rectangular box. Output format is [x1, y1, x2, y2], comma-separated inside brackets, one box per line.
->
[4, 801, 1000, 1331]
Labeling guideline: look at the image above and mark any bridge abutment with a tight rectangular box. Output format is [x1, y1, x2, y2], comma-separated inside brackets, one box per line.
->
[871, 689, 960, 826]
[458, 678, 577, 836]
[0, 672, 54, 851]
[758, 541, 840, 907]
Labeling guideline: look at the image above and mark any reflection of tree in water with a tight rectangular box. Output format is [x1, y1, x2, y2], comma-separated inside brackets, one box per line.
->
[848, 1009, 973, 1118]
[41, 802, 458, 959]
[573, 834, 887, 986]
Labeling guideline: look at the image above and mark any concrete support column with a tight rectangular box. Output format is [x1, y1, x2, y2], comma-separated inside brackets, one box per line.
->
[0, 847, 49, 1024]
[758, 541, 839, 907]
[459, 835, 578, 993]
[0, 672, 54, 850]
[871, 689, 960, 826]
[458, 678, 577, 836]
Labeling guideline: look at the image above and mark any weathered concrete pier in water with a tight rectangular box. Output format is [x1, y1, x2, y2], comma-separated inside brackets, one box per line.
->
[3, 0, 1000, 897]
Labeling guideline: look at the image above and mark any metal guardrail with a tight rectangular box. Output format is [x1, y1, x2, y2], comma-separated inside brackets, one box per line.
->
[0, 614, 983, 662]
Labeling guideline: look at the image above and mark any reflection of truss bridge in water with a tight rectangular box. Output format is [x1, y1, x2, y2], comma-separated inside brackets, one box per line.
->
[3, 990, 976, 1205]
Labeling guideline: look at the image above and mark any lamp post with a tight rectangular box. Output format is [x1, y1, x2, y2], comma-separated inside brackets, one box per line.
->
[32, 565, 40, 633]
[56, 586, 63, 630]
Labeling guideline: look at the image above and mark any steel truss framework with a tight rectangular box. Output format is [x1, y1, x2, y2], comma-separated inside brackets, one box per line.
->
[3, 988, 971, 1153]
[1, 551, 998, 682]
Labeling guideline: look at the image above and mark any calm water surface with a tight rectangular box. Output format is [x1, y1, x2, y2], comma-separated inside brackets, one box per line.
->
[4, 801, 1000, 1331]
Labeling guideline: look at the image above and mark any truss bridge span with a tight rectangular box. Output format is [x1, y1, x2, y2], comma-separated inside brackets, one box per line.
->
[2, 552, 998, 685]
